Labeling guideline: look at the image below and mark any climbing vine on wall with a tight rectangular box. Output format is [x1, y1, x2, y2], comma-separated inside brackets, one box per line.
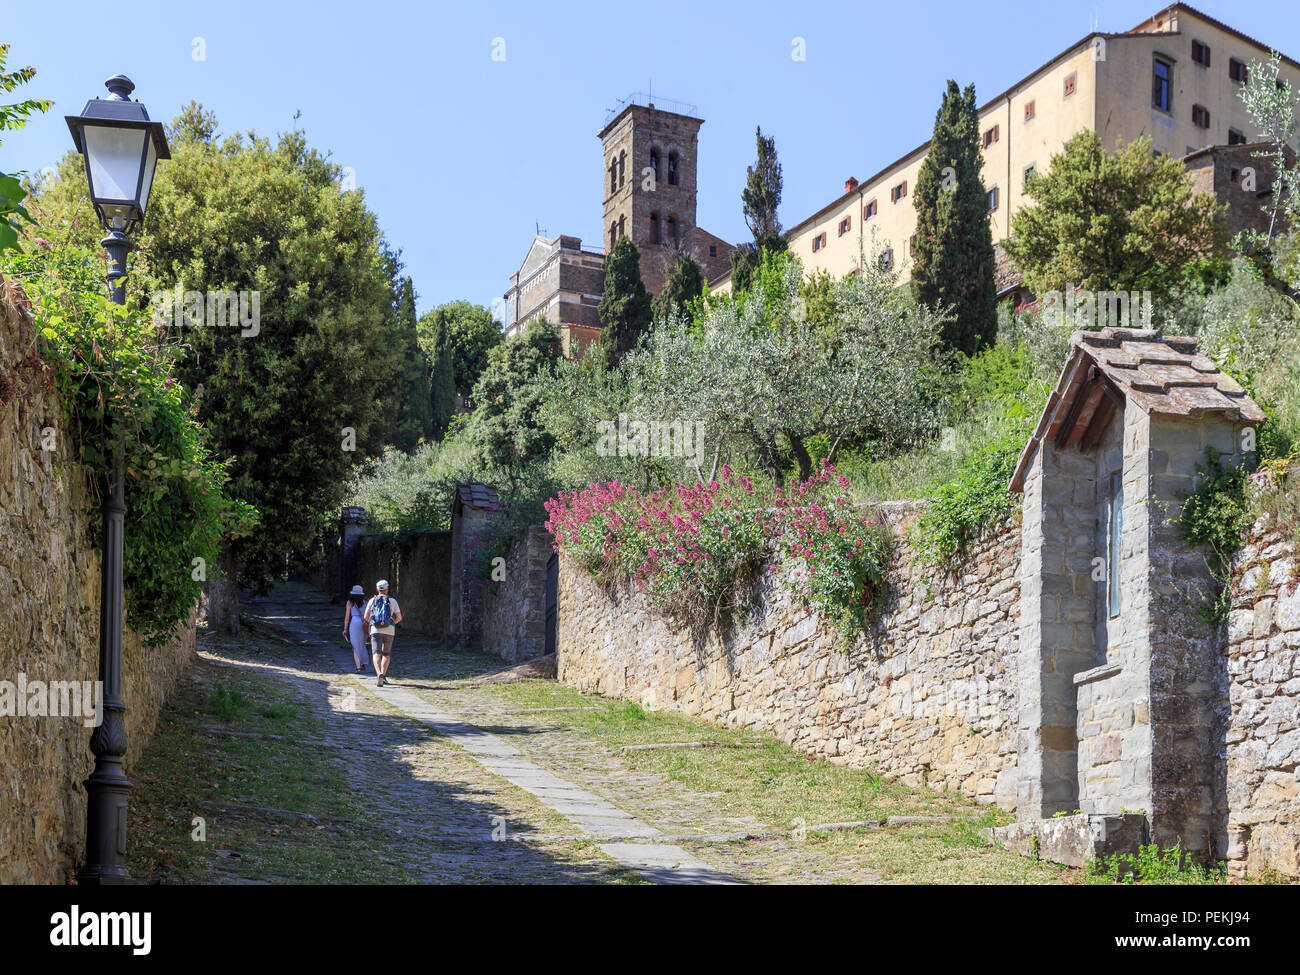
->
[3, 246, 256, 644]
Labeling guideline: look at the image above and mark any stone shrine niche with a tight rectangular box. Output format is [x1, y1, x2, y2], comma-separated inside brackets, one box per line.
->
[1010, 327, 1264, 855]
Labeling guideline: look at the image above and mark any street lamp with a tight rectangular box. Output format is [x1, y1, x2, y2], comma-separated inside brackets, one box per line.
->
[65, 74, 169, 885]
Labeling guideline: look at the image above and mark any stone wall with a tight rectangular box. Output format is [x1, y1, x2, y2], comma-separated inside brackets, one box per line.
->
[558, 511, 1022, 807]
[1224, 526, 1300, 878]
[0, 279, 195, 884]
[482, 525, 552, 664]
[350, 530, 452, 643]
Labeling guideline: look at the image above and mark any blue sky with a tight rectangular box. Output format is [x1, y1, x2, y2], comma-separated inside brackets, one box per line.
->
[4, 0, 1296, 318]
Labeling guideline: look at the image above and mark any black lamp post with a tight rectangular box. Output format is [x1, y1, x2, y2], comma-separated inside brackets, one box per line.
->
[65, 74, 169, 885]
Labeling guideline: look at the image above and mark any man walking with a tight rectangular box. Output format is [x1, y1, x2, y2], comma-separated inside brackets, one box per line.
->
[363, 579, 402, 686]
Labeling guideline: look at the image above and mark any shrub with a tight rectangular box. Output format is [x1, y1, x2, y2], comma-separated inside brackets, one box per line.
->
[5, 246, 254, 644]
[547, 462, 893, 637]
[774, 463, 892, 641]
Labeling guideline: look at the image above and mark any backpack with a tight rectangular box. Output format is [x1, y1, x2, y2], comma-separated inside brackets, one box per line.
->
[370, 596, 393, 627]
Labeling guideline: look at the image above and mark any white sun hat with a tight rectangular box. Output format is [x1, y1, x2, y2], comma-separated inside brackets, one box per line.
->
[376, 579, 389, 591]
[349, 585, 364, 595]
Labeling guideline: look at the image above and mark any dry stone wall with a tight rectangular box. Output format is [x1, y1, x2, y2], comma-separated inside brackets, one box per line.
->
[1225, 526, 1300, 878]
[0, 281, 195, 884]
[351, 530, 452, 643]
[482, 525, 551, 664]
[558, 511, 1023, 807]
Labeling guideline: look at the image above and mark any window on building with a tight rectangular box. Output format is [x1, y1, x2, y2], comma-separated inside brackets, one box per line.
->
[864, 198, 878, 219]
[618, 151, 626, 188]
[1064, 71, 1077, 97]
[878, 247, 893, 271]
[1230, 167, 1241, 183]
[709, 245, 717, 258]
[667, 152, 679, 186]
[839, 215, 851, 236]
[982, 124, 1000, 148]
[1191, 39, 1211, 67]
[1108, 471, 1123, 619]
[890, 181, 907, 203]
[610, 224, 617, 250]
[649, 147, 660, 184]
[1152, 57, 1172, 112]
[988, 185, 999, 211]
[609, 162, 617, 194]
[1192, 104, 1210, 128]
[1228, 128, 1247, 145]
[618, 215, 626, 239]
[1024, 99, 1035, 121]
[1229, 57, 1248, 83]
[1023, 163, 1036, 189]
[666, 214, 677, 242]
[650, 211, 660, 244]
[811, 232, 824, 253]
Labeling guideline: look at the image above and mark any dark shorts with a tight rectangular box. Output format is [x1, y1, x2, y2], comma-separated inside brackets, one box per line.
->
[370, 632, 394, 656]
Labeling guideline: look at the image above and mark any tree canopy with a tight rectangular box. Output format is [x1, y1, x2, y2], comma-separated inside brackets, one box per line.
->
[1003, 130, 1228, 299]
[34, 106, 406, 589]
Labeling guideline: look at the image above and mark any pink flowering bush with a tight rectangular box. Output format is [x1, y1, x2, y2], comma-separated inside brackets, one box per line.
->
[545, 466, 775, 629]
[773, 462, 892, 640]
[546, 461, 891, 638]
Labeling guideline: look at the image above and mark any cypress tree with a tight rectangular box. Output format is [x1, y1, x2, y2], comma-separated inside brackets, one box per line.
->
[730, 125, 787, 292]
[911, 81, 998, 355]
[597, 236, 653, 365]
[654, 253, 705, 321]
[391, 276, 434, 450]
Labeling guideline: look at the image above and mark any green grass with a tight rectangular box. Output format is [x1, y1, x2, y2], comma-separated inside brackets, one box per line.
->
[468, 678, 1078, 884]
[128, 632, 407, 884]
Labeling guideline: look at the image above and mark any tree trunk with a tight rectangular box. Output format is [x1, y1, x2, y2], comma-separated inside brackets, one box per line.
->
[207, 543, 240, 635]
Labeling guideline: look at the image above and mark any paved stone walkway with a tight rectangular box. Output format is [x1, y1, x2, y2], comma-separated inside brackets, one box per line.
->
[248, 589, 738, 885]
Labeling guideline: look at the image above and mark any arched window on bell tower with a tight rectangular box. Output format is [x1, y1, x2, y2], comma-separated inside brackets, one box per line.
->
[667, 151, 678, 186]
[609, 159, 617, 195]
[649, 147, 661, 186]
[618, 215, 626, 240]
[618, 150, 626, 188]
[666, 214, 677, 243]
[610, 223, 617, 251]
[650, 211, 660, 244]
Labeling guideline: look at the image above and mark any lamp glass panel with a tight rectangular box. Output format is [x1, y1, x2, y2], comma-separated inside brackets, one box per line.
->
[137, 137, 158, 217]
[83, 125, 147, 203]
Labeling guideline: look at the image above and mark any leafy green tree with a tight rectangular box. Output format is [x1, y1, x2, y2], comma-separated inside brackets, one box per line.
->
[416, 299, 501, 402]
[468, 318, 561, 480]
[911, 81, 998, 354]
[730, 126, 787, 291]
[1003, 130, 1227, 300]
[35, 106, 405, 623]
[0, 46, 51, 252]
[597, 236, 652, 365]
[1236, 52, 1300, 301]
[653, 253, 705, 321]
[389, 275, 433, 452]
[629, 251, 952, 482]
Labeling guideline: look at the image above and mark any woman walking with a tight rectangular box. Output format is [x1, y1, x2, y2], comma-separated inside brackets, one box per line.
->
[342, 585, 369, 673]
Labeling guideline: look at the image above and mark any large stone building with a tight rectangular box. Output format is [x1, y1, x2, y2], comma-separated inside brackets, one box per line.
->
[503, 96, 733, 350]
[722, 3, 1297, 292]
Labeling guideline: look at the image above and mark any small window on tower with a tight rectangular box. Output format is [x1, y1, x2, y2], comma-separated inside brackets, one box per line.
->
[650, 212, 661, 244]
[709, 245, 717, 258]
[649, 147, 660, 184]
[667, 152, 679, 186]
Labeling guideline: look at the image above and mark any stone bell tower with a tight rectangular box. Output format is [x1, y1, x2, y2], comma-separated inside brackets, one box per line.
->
[598, 99, 703, 294]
